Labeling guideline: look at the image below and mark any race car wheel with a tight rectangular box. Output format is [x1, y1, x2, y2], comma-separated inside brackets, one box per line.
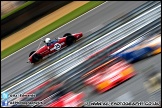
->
[29, 51, 35, 57]
[63, 33, 72, 37]
[66, 36, 76, 46]
[32, 54, 42, 63]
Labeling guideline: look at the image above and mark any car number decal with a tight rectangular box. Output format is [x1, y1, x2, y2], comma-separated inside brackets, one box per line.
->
[54, 43, 61, 50]
[50, 43, 61, 51]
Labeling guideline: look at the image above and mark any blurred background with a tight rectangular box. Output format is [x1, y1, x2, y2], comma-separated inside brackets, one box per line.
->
[1, 1, 72, 39]
[1, 1, 26, 15]
[1, 1, 161, 107]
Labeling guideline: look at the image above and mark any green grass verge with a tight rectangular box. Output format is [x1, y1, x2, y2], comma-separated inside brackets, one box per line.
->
[1, 1, 104, 59]
[1, 1, 35, 20]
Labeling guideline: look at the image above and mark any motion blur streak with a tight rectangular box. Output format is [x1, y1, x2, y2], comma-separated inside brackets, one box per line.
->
[2, 3, 161, 104]
[3, 6, 161, 102]
[1, 1, 149, 86]
[2, 1, 159, 106]
[55, 21, 161, 93]
[1, 1, 107, 61]
[3, 1, 159, 90]
[19, 19, 161, 104]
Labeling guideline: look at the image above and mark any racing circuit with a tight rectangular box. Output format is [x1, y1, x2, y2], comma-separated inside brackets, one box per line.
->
[1, 1, 161, 107]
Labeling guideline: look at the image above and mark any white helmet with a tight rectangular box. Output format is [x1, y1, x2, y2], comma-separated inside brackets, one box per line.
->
[45, 38, 51, 44]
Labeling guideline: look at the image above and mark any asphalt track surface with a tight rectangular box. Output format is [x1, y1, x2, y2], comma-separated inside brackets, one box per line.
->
[81, 54, 161, 107]
[1, 1, 147, 84]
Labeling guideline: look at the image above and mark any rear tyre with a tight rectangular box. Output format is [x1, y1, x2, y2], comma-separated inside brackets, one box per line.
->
[66, 36, 76, 46]
[32, 53, 42, 63]
[63, 33, 72, 37]
[29, 51, 35, 57]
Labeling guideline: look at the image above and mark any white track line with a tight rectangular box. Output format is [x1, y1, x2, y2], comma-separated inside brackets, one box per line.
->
[1, 1, 108, 61]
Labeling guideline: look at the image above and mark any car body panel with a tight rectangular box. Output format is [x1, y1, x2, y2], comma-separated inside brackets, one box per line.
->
[116, 47, 154, 62]
[46, 92, 84, 107]
[112, 35, 161, 62]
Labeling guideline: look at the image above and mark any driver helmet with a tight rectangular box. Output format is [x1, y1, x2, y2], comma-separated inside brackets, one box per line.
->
[45, 38, 51, 44]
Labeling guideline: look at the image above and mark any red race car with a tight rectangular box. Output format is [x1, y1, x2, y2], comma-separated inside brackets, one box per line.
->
[32, 83, 85, 107]
[83, 57, 136, 93]
[11, 83, 85, 107]
[28, 32, 83, 63]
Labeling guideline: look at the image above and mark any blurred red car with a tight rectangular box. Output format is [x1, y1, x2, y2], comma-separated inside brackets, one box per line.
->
[28, 32, 83, 63]
[28, 82, 85, 107]
[84, 57, 136, 93]
[46, 92, 85, 107]
[33, 83, 85, 107]
[12, 82, 85, 107]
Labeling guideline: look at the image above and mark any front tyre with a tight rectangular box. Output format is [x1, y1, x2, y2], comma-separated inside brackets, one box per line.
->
[32, 54, 42, 63]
